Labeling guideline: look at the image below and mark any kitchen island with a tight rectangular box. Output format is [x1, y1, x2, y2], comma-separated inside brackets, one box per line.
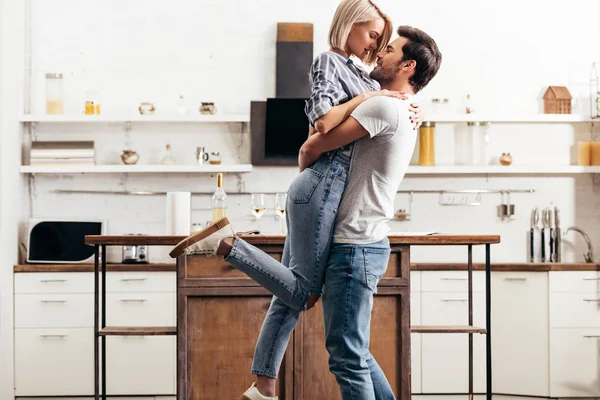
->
[84, 234, 500, 400]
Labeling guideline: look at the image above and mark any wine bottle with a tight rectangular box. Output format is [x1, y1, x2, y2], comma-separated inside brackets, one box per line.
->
[212, 173, 227, 221]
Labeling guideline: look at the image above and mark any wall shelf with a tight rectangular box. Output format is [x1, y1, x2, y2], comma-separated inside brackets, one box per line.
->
[405, 165, 600, 175]
[19, 114, 250, 123]
[19, 164, 253, 174]
[425, 114, 595, 123]
[18, 164, 600, 175]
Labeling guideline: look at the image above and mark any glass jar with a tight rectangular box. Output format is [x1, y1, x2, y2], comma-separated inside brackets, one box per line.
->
[199, 102, 217, 115]
[84, 90, 101, 115]
[45, 73, 64, 115]
[209, 152, 222, 165]
[469, 122, 487, 166]
[418, 122, 435, 166]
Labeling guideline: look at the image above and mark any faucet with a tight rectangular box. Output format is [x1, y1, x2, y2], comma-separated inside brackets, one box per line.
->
[565, 226, 594, 263]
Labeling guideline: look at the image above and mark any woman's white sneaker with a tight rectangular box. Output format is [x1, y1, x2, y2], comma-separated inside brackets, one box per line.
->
[239, 382, 278, 400]
[168, 217, 234, 258]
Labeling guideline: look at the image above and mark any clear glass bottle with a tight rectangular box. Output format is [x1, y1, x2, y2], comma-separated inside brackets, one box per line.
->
[160, 144, 176, 165]
[212, 173, 227, 221]
[45, 73, 64, 115]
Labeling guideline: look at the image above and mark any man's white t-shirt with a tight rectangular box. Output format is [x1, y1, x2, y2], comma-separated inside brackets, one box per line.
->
[333, 96, 416, 244]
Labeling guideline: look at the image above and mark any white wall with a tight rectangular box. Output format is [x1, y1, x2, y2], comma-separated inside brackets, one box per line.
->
[0, 0, 23, 398]
[1, 2, 600, 396]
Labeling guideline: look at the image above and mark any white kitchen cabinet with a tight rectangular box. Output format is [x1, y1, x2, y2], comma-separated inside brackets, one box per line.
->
[421, 271, 485, 292]
[491, 272, 549, 397]
[106, 292, 176, 327]
[106, 336, 176, 395]
[550, 292, 600, 328]
[550, 328, 600, 397]
[14, 328, 94, 396]
[15, 293, 94, 328]
[14, 271, 177, 397]
[420, 290, 487, 393]
[549, 271, 600, 293]
[549, 271, 600, 398]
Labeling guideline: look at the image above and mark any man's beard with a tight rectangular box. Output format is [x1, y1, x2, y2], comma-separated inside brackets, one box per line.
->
[369, 62, 401, 85]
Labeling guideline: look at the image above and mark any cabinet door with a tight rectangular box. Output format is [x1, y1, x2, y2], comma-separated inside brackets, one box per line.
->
[491, 272, 549, 397]
[420, 291, 486, 393]
[295, 293, 407, 400]
[550, 328, 600, 397]
[180, 295, 291, 399]
[15, 328, 93, 396]
[106, 336, 176, 395]
[411, 287, 422, 394]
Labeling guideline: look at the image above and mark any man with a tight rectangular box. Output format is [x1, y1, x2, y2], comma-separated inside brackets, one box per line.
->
[298, 26, 441, 399]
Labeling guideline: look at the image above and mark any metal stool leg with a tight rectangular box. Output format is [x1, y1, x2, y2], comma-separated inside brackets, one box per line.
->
[486, 243, 492, 400]
[94, 245, 99, 400]
[102, 245, 107, 400]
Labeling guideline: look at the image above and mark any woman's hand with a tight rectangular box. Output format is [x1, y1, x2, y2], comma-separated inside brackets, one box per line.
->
[410, 102, 423, 130]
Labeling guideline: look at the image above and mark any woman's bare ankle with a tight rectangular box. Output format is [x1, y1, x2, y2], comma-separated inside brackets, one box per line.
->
[255, 375, 276, 397]
[216, 237, 235, 257]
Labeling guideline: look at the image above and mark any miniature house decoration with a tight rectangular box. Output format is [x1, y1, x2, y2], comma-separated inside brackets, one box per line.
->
[543, 86, 572, 114]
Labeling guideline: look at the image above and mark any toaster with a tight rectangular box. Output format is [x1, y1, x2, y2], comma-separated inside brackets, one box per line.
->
[122, 236, 149, 264]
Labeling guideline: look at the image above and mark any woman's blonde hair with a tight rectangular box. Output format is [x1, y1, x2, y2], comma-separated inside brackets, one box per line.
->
[328, 0, 392, 65]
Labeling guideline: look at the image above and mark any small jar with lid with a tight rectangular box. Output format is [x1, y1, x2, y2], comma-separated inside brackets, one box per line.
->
[45, 73, 64, 115]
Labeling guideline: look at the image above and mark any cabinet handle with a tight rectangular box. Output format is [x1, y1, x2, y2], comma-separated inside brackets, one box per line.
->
[504, 277, 527, 281]
[40, 334, 68, 338]
[583, 299, 600, 302]
[120, 278, 147, 282]
[120, 299, 147, 303]
[583, 277, 600, 281]
[441, 278, 468, 281]
[583, 335, 600, 338]
[40, 279, 67, 283]
[40, 300, 67, 304]
[441, 299, 468, 302]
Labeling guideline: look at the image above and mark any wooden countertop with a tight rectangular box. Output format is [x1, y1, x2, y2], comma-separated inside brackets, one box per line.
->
[84, 234, 501, 246]
[14, 262, 600, 273]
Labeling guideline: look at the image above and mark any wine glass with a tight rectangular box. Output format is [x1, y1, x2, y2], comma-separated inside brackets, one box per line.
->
[250, 194, 266, 232]
[250, 194, 266, 220]
[275, 193, 287, 235]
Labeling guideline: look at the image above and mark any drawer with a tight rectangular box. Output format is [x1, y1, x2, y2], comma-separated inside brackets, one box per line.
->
[411, 271, 421, 293]
[105, 272, 175, 293]
[185, 254, 277, 279]
[15, 294, 93, 328]
[421, 291, 486, 326]
[550, 271, 600, 293]
[550, 328, 600, 397]
[15, 328, 93, 396]
[15, 272, 92, 294]
[106, 336, 176, 395]
[550, 292, 600, 328]
[106, 292, 176, 326]
[421, 271, 485, 292]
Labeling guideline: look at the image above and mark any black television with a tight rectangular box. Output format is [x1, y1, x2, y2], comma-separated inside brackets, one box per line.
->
[251, 98, 309, 166]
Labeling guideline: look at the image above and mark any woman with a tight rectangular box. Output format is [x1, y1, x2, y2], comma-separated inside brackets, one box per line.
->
[169, 1, 421, 398]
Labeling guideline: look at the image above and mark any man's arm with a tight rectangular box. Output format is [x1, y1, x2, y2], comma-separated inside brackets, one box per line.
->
[299, 116, 368, 171]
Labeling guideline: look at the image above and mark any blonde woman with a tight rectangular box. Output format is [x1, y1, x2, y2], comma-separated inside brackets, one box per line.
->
[169, 1, 421, 399]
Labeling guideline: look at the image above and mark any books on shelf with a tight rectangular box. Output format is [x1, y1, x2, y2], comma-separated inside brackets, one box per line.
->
[29, 140, 95, 166]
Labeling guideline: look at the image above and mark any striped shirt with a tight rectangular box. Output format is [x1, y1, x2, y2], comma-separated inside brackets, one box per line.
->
[305, 51, 380, 126]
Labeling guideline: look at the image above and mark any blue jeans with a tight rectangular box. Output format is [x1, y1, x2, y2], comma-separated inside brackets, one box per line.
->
[224, 146, 352, 378]
[322, 238, 395, 400]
